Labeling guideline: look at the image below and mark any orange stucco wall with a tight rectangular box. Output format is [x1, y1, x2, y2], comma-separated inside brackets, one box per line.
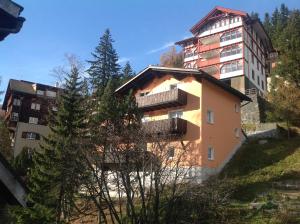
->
[135, 73, 242, 169]
[135, 75, 202, 167]
[201, 79, 241, 169]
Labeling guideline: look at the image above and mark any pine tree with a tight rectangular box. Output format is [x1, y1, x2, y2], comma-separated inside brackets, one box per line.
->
[87, 29, 120, 97]
[122, 61, 135, 83]
[11, 64, 87, 223]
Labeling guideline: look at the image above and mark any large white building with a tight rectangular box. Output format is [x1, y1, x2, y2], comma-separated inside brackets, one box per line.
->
[176, 6, 274, 96]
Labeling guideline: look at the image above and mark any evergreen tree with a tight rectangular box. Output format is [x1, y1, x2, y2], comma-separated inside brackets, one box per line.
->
[250, 12, 259, 20]
[11, 64, 87, 223]
[87, 29, 120, 97]
[122, 61, 135, 83]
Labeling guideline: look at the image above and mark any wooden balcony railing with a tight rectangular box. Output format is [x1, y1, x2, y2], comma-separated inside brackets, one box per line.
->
[142, 117, 187, 136]
[136, 88, 187, 111]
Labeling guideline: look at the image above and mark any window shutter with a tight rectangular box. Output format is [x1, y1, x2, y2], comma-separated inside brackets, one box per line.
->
[22, 132, 27, 138]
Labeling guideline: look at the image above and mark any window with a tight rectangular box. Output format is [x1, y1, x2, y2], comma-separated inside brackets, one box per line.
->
[261, 64, 264, 74]
[221, 61, 242, 74]
[31, 103, 40, 110]
[167, 147, 175, 159]
[220, 29, 242, 42]
[207, 110, 214, 124]
[261, 80, 265, 90]
[36, 90, 44, 95]
[22, 132, 40, 140]
[235, 103, 240, 113]
[46, 90, 56, 97]
[235, 128, 240, 138]
[220, 45, 242, 58]
[185, 51, 194, 58]
[257, 61, 260, 71]
[208, 146, 214, 160]
[169, 110, 183, 119]
[13, 98, 21, 106]
[251, 53, 254, 64]
[29, 117, 38, 124]
[251, 40, 254, 49]
[252, 70, 255, 80]
[139, 92, 149, 97]
[257, 75, 260, 85]
[11, 112, 19, 121]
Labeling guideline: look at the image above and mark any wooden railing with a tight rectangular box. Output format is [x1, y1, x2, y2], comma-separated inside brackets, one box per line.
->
[142, 118, 187, 135]
[136, 88, 187, 111]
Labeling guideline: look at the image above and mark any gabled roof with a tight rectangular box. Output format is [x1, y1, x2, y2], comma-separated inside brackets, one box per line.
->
[115, 66, 251, 102]
[190, 6, 248, 34]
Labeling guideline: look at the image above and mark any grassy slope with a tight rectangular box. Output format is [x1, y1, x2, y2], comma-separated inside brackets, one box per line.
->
[220, 135, 300, 223]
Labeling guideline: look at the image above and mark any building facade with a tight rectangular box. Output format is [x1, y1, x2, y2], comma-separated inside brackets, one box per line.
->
[2, 79, 60, 157]
[176, 6, 274, 96]
[116, 66, 250, 181]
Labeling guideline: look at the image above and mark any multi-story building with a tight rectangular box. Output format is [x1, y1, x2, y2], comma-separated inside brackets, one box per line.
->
[2, 79, 60, 157]
[176, 6, 274, 96]
[116, 66, 250, 181]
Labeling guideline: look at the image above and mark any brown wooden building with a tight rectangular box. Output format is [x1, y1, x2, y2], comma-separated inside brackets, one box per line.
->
[2, 79, 60, 157]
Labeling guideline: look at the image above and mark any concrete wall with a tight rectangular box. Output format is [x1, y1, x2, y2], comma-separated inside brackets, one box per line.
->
[14, 122, 50, 157]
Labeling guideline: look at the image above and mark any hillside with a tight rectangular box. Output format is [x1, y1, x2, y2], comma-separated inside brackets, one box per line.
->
[221, 134, 300, 223]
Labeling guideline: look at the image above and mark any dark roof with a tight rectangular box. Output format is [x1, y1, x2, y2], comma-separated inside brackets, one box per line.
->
[0, 0, 25, 41]
[2, 79, 60, 110]
[115, 66, 251, 102]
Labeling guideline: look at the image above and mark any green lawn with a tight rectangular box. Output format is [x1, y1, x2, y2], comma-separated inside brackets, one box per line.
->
[220, 135, 300, 223]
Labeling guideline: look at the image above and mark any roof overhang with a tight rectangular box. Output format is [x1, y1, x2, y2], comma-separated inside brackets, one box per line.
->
[115, 65, 251, 102]
[175, 36, 197, 46]
[190, 6, 248, 35]
[0, 0, 25, 41]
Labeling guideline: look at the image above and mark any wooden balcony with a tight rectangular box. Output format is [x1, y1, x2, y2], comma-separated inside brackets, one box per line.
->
[143, 118, 187, 136]
[136, 88, 187, 111]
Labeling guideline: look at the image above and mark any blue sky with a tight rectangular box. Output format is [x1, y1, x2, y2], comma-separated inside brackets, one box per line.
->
[0, 0, 299, 93]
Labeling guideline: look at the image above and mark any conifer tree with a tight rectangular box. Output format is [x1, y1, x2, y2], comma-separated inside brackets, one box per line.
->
[87, 29, 120, 97]
[11, 64, 87, 223]
[122, 61, 135, 83]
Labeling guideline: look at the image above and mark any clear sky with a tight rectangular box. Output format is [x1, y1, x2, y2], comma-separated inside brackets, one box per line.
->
[0, 0, 299, 93]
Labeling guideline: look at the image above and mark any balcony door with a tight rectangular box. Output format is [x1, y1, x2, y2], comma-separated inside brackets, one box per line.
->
[168, 110, 183, 119]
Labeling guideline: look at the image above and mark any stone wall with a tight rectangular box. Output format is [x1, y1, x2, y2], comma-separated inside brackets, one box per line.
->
[241, 94, 267, 124]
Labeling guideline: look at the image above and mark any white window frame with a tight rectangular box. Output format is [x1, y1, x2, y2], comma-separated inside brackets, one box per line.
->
[235, 103, 240, 113]
[27, 132, 36, 140]
[31, 103, 41, 110]
[13, 98, 21, 106]
[11, 112, 19, 121]
[207, 110, 214, 124]
[167, 147, 175, 159]
[208, 146, 215, 161]
[29, 117, 38, 124]
[36, 90, 44, 96]
[46, 90, 56, 98]
[235, 128, 240, 138]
